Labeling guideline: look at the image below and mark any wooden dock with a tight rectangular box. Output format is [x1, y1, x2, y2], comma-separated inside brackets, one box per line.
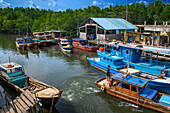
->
[0, 90, 43, 113]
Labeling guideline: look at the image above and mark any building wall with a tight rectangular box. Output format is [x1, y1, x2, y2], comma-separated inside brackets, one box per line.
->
[106, 34, 121, 41]
[80, 32, 86, 39]
[97, 34, 105, 42]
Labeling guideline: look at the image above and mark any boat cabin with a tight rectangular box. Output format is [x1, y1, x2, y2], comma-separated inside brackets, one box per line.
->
[0, 62, 28, 87]
[51, 30, 67, 39]
[73, 38, 87, 45]
[24, 37, 34, 43]
[33, 32, 45, 37]
[43, 35, 53, 39]
[111, 73, 158, 100]
[60, 39, 70, 46]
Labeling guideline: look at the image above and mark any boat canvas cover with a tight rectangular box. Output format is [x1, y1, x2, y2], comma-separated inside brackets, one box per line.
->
[24, 37, 32, 39]
[16, 38, 24, 41]
[139, 87, 157, 99]
[159, 95, 170, 107]
[112, 74, 148, 87]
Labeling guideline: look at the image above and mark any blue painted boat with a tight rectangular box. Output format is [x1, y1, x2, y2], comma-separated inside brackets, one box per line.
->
[0, 62, 62, 105]
[24, 37, 37, 48]
[87, 42, 170, 93]
[58, 39, 72, 53]
[43, 35, 58, 45]
[34, 36, 47, 46]
[15, 38, 26, 49]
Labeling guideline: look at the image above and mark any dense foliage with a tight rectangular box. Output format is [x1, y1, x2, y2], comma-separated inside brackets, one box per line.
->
[0, 0, 169, 35]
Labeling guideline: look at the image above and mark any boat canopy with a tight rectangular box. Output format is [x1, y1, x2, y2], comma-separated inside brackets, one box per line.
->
[16, 38, 24, 41]
[159, 95, 170, 107]
[51, 30, 67, 33]
[0, 62, 22, 70]
[100, 42, 170, 54]
[24, 37, 32, 40]
[139, 87, 157, 99]
[112, 73, 148, 87]
[43, 35, 52, 37]
[73, 38, 87, 41]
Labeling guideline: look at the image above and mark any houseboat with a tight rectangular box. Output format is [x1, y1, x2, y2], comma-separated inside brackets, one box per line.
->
[15, 38, 26, 49]
[72, 38, 98, 52]
[0, 62, 62, 105]
[95, 73, 170, 112]
[43, 34, 58, 45]
[58, 39, 72, 53]
[24, 37, 37, 49]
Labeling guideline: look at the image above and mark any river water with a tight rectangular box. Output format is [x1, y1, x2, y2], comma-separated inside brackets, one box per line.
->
[0, 34, 156, 113]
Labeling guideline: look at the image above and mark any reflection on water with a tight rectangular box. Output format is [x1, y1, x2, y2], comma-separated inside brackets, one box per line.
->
[0, 34, 156, 113]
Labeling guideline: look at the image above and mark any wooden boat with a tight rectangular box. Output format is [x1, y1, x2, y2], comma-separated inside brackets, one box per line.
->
[72, 38, 98, 52]
[34, 36, 47, 47]
[33, 32, 44, 37]
[24, 37, 37, 49]
[95, 73, 170, 113]
[43, 34, 59, 45]
[58, 39, 72, 53]
[15, 38, 26, 49]
[0, 62, 62, 106]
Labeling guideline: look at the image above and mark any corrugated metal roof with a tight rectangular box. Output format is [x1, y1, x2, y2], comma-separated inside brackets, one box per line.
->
[90, 17, 138, 30]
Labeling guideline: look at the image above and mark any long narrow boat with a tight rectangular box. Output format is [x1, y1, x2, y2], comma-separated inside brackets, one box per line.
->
[34, 36, 47, 47]
[24, 37, 37, 49]
[58, 39, 72, 53]
[0, 62, 62, 106]
[15, 38, 26, 49]
[72, 38, 98, 52]
[43, 34, 58, 45]
[95, 73, 170, 112]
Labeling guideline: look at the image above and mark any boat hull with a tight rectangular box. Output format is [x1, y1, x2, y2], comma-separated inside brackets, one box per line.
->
[15, 42, 27, 49]
[73, 43, 98, 52]
[59, 43, 72, 53]
[87, 57, 121, 75]
[26, 43, 37, 49]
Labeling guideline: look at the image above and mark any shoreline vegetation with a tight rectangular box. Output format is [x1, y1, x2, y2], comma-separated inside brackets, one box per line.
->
[0, 0, 169, 35]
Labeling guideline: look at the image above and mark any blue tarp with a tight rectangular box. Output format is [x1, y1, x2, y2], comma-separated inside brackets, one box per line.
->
[73, 38, 87, 41]
[139, 87, 157, 99]
[112, 75, 148, 87]
[159, 95, 170, 107]
[24, 37, 32, 39]
[16, 38, 24, 41]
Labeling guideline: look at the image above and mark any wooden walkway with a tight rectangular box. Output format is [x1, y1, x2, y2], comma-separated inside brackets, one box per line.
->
[0, 90, 42, 113]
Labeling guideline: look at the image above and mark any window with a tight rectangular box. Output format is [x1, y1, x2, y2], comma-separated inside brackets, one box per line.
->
[131, 86, 136, 92]
[104, 57, 106, 60]
[107, 58, 109, 61]
[110, 59, 112, 62]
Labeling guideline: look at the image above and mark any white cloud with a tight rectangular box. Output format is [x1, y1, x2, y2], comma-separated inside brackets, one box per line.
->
[0, 0, 11, 8]
[58, 9, 62, 11]
[136, 0, 149, 5]
[92, 1, 101, 6]
[92, 1, 113, 8]
[50, 0, 56, 7]
[48, 3, 51, 6]
[28, 0, 39, 8]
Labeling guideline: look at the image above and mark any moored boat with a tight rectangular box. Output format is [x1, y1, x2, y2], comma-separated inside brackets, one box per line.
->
[72, 38, 98, 52]
[95, 73, 170, 112]
[58, 39, 72, 53]
[24, 37, 37, 49]
[33, 32, 44, 37]
[0, 62, 62, 106]
[34, 36, 47, 47]
[15, 38, 26, 49]
[43, 34, 58, 45]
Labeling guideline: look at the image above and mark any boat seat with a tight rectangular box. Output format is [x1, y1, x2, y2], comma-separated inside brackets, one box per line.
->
[139, 87, 157, 100]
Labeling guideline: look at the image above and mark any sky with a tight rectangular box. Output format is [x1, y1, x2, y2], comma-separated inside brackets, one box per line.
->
[0, 0, 169, 12]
